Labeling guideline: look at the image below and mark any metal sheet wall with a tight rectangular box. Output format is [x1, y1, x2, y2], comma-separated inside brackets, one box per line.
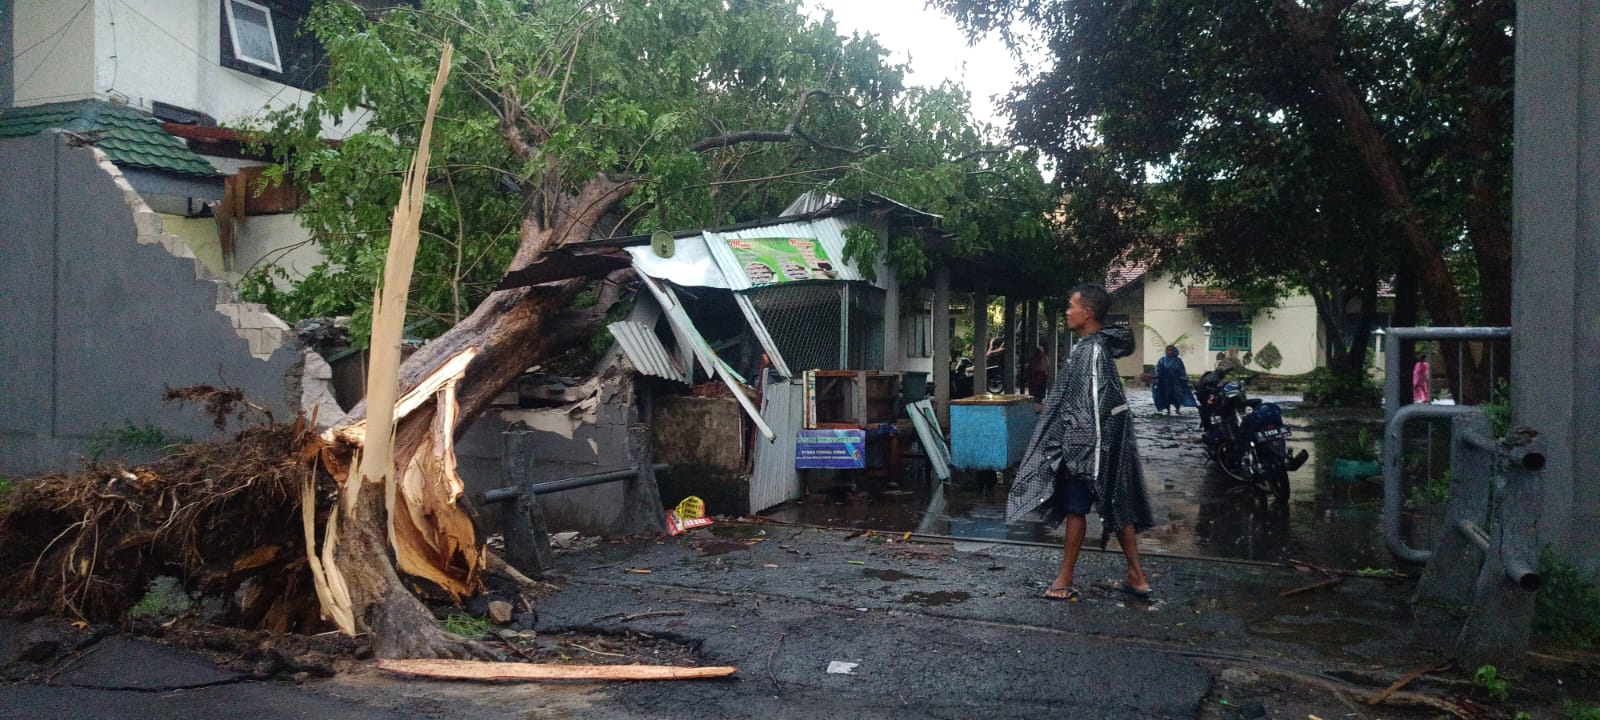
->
[749, 379, 804, 513]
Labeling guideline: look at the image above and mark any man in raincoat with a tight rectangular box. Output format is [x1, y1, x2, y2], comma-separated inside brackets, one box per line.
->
[1009, 284, 1155, 601]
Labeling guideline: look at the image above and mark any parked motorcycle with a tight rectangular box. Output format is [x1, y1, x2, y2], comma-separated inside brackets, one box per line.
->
[950, 355, 1005, 398]
[1195, 369, 1308, 503]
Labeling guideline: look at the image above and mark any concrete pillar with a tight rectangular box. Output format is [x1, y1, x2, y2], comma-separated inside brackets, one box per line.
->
[500, 428, 553, 578]
[973, 289, 989, 398]
[621, 425, 667, 535]
[1002, 298, 1017, 394]
[1512, 1, 1600, 573]
[932, 266, 951, 429]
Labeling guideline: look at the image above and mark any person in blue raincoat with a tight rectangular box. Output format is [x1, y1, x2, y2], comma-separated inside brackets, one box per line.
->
[1152, 345, 1197, 415]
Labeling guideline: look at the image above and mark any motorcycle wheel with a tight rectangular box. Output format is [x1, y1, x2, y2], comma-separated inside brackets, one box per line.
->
[986, 375, 1004, 394]
[1259, 453, 1290, 504]
[1217, 441, 1251, 483]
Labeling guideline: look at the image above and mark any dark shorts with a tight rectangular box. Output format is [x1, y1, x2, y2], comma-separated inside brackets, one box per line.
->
[1053, 462, 1096, 517]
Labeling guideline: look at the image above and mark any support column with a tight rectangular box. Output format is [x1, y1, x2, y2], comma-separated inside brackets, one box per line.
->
[932, 266, 951, 429]
[500, 428, 552, 578]
[1002, 298, 1017, 394]
[1513, 1, 1599, 572]
[973, 288, 989, 398]
[621, 424, 668, 535]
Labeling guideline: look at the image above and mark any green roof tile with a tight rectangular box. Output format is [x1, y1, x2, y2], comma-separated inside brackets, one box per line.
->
[0, 100, 222, 178]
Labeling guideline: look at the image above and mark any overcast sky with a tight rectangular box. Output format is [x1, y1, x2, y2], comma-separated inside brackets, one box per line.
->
[801, 0, 1034, 132]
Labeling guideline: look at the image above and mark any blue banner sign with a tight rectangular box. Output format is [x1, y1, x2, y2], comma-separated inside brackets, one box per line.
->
[795, 429, 866, 469]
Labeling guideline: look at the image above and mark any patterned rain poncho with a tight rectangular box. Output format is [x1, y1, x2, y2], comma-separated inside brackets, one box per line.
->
[1007, 324, 1155, 545]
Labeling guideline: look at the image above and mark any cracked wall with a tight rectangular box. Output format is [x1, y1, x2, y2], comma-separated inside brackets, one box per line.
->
[0, 132, 301, 475]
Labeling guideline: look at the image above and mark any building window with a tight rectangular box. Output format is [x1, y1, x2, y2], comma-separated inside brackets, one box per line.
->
[903, 310, 932, 359]
[224, 0, 282, 72]
[220, 0, 327, 90]
[1208, 322, 1252, 352]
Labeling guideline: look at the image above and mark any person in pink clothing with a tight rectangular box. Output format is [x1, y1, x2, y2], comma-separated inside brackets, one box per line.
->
[1412, 356, 1431, 404]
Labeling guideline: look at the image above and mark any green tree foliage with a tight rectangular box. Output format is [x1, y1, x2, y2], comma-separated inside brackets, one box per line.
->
[243, 0, 1058, 342]
[933, 0, 1513, 378]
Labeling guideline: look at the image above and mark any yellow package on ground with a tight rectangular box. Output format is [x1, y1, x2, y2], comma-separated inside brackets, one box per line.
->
[666, 495, 713, 536]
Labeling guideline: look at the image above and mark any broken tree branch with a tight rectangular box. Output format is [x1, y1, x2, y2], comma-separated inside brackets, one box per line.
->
[376, 659, 737, 681]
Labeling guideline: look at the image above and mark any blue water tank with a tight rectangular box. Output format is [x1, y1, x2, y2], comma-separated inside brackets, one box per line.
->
[949, 395, 1039, 471]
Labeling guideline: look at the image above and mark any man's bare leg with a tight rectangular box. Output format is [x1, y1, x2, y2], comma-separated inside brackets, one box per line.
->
[1045, 514, 1088, 598]
[1117, 524, 1150, 592]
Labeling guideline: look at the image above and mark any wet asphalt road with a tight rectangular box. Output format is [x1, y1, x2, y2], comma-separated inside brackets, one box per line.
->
[0, 521, 1432, 720]
[0, 389, 1440, 720]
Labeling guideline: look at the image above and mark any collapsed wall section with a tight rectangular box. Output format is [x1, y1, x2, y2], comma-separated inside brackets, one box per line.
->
[0, 133, 307, 475]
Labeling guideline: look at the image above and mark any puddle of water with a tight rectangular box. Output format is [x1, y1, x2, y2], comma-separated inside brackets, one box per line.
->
[696, 540, 749, 556]
[764, 389, 1444, 572]
[863, 568, 922, 582]
[709, 524, 766, 539]
[900, 590, 970, 606]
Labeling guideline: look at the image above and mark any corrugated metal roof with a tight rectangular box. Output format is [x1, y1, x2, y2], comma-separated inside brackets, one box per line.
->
[609, 320, 692, 384]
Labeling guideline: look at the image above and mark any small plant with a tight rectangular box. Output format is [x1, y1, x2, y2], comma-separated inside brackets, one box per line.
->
[1534, 549, 1600, 646]
[0, 474, 14, 497]
[1303, 367, 1382, 407]
[128, 576, 193, 622]
[1567, 703, 1600, 720]
[1474, 664, 1510, 703]
[1336, 428, 1379, 462]
[442, 613, 493, 639]
[1407, 471, 1454, 508]
[88, 421, 189, 462]
[1484, 378, 1513, 438]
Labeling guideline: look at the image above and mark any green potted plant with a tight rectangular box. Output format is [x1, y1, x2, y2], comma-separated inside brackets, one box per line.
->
[1331, 427, 1381, 483]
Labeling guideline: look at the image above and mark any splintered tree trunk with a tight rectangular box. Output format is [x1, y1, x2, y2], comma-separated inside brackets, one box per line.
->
[325, 174, 634, 659]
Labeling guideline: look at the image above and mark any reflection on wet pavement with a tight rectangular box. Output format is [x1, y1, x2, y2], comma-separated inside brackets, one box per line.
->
[764, 389, 1425, 572]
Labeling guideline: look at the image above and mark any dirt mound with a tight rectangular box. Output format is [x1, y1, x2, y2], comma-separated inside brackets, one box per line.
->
[0, 420, 332, 631]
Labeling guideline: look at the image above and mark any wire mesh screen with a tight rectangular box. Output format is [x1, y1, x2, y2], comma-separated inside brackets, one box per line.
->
[742, 283, 843, 372]
[847, 284, 885, 369]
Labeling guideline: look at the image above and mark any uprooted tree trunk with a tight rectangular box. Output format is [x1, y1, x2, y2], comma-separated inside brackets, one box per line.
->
[306, 51, 861, 659]
[318, 170, 636, 658]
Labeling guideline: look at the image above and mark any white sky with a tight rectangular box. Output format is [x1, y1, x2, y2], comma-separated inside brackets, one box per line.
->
[802, 0, 1033, 132]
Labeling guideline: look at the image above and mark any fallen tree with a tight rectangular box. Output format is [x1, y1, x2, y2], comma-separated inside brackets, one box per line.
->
[239, 0, 1056, 659]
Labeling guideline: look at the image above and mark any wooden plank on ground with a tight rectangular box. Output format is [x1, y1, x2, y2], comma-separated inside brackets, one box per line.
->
[375, 659, 737, 681]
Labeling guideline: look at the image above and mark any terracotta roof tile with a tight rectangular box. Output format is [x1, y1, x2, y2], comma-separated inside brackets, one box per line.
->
[1186, 287, 1241, 306]
[1106, 259, 1148, 294]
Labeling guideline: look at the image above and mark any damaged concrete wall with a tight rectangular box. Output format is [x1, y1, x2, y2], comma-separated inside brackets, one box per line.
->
[0, 133, 299, 475]
[455, 367, 648, 535]
[652, 395, 749, 517]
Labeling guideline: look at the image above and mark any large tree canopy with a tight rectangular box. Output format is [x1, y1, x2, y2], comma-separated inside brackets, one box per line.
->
[245, 0, 1059, 340]
[934, 0, 1513, 382]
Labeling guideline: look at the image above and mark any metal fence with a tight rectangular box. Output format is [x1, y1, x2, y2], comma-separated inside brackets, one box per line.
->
[742, 282, 883, 373]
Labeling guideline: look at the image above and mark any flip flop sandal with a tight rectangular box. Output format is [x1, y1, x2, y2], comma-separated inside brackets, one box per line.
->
[1043, 585, 1081, 602]
[1110, 580, 1153, 599]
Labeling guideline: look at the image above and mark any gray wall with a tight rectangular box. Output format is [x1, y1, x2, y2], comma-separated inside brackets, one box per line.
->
[1, 0, 12, 107]
[0, 133, 297, 476]
[455, 372, 644, 535]
[1513, 3, 1600, 573]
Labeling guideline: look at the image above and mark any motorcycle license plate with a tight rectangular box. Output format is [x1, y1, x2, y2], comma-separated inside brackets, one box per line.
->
[1256, 427, 1291, 440]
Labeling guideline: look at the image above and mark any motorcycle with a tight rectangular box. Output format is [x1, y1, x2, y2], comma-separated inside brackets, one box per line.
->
[950, 354, 1005, 398]
[1194, 369, 1308, 503]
